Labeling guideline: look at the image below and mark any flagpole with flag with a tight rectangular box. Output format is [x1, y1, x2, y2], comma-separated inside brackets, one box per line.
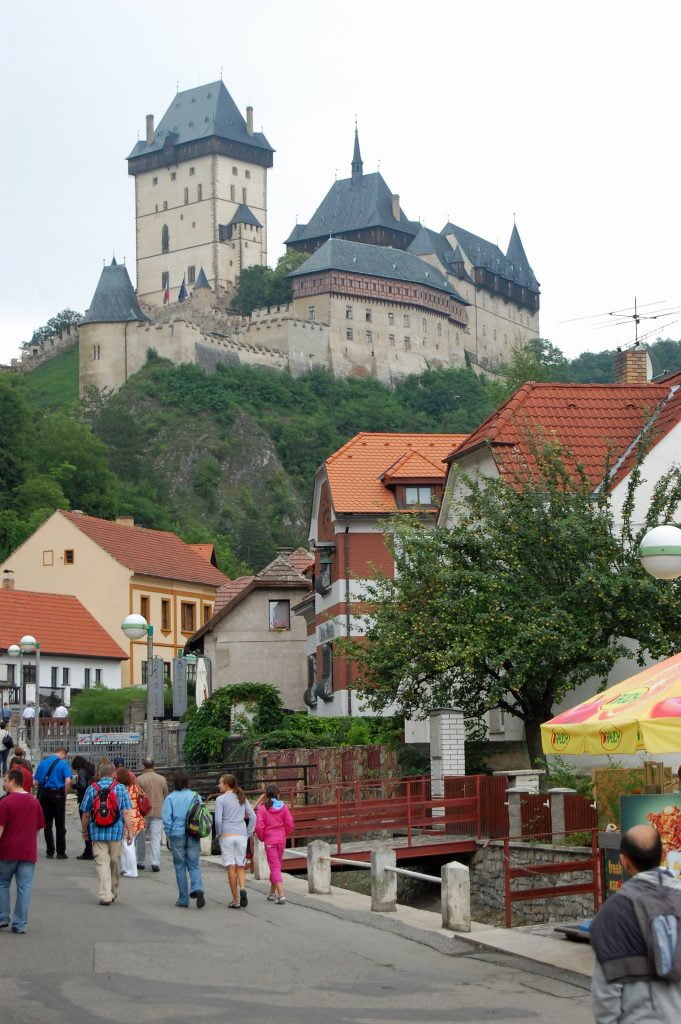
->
[163, 278, 170, 304]
[178, 277, 187, 303]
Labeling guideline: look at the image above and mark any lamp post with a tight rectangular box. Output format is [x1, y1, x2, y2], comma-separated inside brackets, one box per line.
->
[121, 614, 155, 760]
[9, 636, 41, 764]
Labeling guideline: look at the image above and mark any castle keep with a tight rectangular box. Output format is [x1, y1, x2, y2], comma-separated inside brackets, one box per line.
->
[77, 81, 540, 396]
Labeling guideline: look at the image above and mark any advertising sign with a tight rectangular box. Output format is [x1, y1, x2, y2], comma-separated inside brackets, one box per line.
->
[621, 793, 681, 878]
[77, 732, 142, 746]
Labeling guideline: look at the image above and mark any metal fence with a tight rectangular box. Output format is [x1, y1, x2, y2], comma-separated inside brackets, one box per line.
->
[23, 722, 187, 769]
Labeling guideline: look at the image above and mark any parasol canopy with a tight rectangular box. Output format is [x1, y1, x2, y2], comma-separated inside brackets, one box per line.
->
[541, 652, 681, 755]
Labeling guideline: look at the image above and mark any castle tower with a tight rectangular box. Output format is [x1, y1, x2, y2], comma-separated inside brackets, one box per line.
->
[127, 81, 274, 308]
[79, 259, 149, 396]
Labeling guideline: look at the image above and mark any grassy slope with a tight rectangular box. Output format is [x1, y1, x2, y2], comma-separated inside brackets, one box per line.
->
[22, 344, 79, 409]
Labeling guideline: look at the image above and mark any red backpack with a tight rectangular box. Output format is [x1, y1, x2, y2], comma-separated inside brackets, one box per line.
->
[91, 780, 120, 827]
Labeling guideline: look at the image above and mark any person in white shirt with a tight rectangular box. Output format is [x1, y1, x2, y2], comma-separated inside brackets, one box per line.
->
[21, 704, 35, 741]
[53, 704, 68, 720]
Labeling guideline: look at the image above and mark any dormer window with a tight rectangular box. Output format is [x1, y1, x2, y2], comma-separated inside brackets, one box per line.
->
[394, 485, 442, 509]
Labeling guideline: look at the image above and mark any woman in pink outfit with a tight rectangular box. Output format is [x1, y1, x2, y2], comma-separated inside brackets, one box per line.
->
[255, 784, 294, 904]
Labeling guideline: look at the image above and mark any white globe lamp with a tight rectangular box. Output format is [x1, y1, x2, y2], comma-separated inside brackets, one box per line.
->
[639, 524, 681, 581]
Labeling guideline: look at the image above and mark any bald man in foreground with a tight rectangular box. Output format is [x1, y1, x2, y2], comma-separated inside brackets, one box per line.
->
[591, 824, 681, 1023]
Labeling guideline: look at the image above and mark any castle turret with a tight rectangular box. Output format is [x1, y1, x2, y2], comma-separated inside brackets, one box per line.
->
[79, 261, 149, 397]
[351, 127, 363, 181]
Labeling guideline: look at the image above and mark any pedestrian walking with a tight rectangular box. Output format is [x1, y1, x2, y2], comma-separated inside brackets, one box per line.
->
[0, 721, 14, 774]
[33, 746, 72, 859]
[1, 706, 11, 728]
[79, 761, 133, 906]
[53, 702, 68, 720]
[161, 771, 205, 909]
[8, 756, 32, 793]
[0, 768, 45, 933]
[21, 703, 35, 742]
[135, 758, 168, 872]
[591, 824, 681, 1023]
[116, 767, 145, 877]
[214, 773, 256, 908]
[255, 784, 294, 905]
[71, 755, 95, 860]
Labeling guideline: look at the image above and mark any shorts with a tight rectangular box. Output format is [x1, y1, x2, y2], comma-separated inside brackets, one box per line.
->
[219, 835, 248, 867]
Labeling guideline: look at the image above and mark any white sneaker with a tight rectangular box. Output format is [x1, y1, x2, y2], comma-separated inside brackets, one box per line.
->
[266, 894, 276, 901]
[275, 896, 286, 905]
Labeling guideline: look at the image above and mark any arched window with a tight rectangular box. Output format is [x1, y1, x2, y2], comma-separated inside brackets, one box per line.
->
[161, 224, 169, 253]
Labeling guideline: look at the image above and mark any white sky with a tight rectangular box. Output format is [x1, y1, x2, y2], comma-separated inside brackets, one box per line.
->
[2, 0, 680, 366]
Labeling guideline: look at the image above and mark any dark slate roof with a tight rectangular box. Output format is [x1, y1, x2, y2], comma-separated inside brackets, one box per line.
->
[285, 171, 420, 245]
[81, 263, 149, 325]
[288, 238, 469, 303]
[506, 223, 539, 290]
[128, 81, 273, 160]
[228, 203, 262, 228]
[408, 228, 473, 280]
[193, 267, 211, 290]
[440, 222, 539, 292]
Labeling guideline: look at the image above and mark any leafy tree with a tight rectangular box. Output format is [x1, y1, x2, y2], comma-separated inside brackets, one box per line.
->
[569, 349, 614, 384]
[346, 436, 681, 766]
[501, 338, 574, 394]
[229, 252, 308, 315]
[27, 309, 82, 344]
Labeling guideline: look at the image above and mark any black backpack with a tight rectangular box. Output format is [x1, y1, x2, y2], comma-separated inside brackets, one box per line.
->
[91, 781, 120, 828]
[621, 870, 681, 981]
[2, 733, 13, 750]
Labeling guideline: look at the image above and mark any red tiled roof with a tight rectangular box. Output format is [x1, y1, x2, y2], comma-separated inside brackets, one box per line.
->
[0, 590, 127, 660]
[325, 433, 467, 514]
[287, 547, 315, 574]
[382, 449, 449, 483]
[61, 512, 228, 587]
[214, 576, 254, 615]
[447, 381, 677, 488]
[189, 543, 217, 565]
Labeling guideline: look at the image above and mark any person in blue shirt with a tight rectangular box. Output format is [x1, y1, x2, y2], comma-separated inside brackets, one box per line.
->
[162, 771, 205, 909]
[80, 762, 133, 906]
[33, 747, 73, 859]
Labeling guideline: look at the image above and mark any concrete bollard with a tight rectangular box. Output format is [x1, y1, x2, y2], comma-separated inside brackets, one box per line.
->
[252, 835, 269, 881]
[548, 787, 576, 843]
[307, 840, 331, 894]
[441, 860, 471, 932]
[371, 845, 397, 912]
[506, 786, 531, 838]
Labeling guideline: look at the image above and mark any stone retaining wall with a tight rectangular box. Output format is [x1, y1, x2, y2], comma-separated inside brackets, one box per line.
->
[470, 840, 596, 924]
[254, 744, 398, 804]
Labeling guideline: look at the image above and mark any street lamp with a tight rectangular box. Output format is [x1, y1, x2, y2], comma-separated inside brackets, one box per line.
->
[639, 524, 681, 581]
[8, 636, 41, 764]
[121, 614, 155, 759]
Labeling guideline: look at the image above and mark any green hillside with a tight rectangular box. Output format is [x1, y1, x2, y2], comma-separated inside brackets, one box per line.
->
[21, 344, 79, 410]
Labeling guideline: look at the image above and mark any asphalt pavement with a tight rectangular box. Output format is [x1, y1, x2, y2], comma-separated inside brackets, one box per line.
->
[0, 830, 596, 1024]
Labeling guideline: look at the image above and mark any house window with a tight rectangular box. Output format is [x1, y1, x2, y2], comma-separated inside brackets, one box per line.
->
[181, 602, 196, 632]
[203, 603, 212, 624]
[345, 305, 353, 319]
[230, 184, 235, 201]
[95, 668, 102, 684]
[64, 549, 74, 565]
[405, 486, 435, 506]
[52, 667, 59, 687]
[321, 642, 333, 686]
[62, 667, 70, 686]
[161, 599, 171, 631]
[84, 668, 91, 689]
[189, 166, 195, 176]
[242, 187, 247, 203]
[170, 171, 176, 181]
[403, 314, 410, 327]
[346, 328, 353, 340]
[152, 177, 158, 186]
[162, 224, 169, 253]
[269, 600, 291, 632]
[245, 169, 251, 179]
[365, 309, 372, 322]
[308, 305, 316, 320]
[140, 596, 149, 620]
[43, 550, 54, 566]
[197, 184, 203, 201]
[187, 265, 196, 284]
[388, 312, 394, 325]
[307, 654, 317, 688]
[232, 166, 238, 175]
[184, 187, 189, 205]
[366, 330, 372, 343]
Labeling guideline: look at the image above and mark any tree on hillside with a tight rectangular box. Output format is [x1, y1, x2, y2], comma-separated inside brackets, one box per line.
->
[501, 338, 574, 394]
[346, 437, 681, 766]
[26, 309, 82, 345]
[230, 251, 308, 315]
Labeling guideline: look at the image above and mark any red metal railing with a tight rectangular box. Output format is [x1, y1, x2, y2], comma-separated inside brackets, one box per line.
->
[503, 828, 602, 927]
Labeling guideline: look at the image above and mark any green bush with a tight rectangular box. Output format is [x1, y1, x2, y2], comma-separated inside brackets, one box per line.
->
[183, 683, 284, 764]
[70, 685, 173, 726]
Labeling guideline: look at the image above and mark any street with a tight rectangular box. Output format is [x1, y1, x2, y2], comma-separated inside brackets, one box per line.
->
[0, 831, 596, 1024]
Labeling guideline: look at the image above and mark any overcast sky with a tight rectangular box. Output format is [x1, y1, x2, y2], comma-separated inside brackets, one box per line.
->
[2, 0, 680, 367]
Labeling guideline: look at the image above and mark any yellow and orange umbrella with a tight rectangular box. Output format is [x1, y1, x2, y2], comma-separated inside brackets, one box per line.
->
[541, 652, 681, 756]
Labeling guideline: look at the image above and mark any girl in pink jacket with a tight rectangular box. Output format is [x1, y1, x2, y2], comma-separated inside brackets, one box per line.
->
[255, 784, 294, 904]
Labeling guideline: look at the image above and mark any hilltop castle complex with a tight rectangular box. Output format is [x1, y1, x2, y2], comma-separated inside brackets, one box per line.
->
[69, 81, 540, 395]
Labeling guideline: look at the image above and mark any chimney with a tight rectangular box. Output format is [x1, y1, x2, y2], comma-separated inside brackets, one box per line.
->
[391, 194, 400, 221]
[2, 572, 14, 591]
[246, 106, 254, 137]
[613, 347, 651, 385]
[146, 114, 154, 146]
[115, 516, 135, 527]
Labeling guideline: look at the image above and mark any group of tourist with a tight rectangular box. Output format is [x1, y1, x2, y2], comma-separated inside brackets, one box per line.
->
[0, 746, 295, 932]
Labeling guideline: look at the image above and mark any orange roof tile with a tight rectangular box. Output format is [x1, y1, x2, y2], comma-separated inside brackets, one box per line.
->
[0, 590, 127, 660]
[286, 547, 315, 574]
[61, 511, 228, 587]
[447, 381, 677, 488]
[214, 576, 254, 615]
[382, 449, 449, 483]
[325, 433, 467, 514]
[189, 543, 217, 566]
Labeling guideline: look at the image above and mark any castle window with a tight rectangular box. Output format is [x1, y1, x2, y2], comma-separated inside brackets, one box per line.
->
[232, 166, 238, 175]
[346, 328, 353, 340]
[245, 169, 251, 179]
[403, 314, 410, 328]
[189, 166, 195, 176]
[422, 318, 427, 333]
[230, 184, 235, 201]
[163, 201, 168, 211]
[242, 187, 247, 203]
[482, 324, 487, 336]
[152, 177, 158, 185]
[184, 187, 189, 205]
[187, 266, 196, 285]
[365, 330, 372, 343]
[345, 305, 353, 319]
[493, 328, 497, 340]
[389, 334, 395, 346]
[197, 184, 203, 201]
[388, 312, 394, 325]
[155, 205, 158, 213]
[404, 336, 411, 350]
[161, 225, 169, 253]
[308, 305, 316, 320]
[162, 271, 169, 291]
[170, 172, 176, 181]
[365, 308, 372, 322]
[437, 323, 442, 337]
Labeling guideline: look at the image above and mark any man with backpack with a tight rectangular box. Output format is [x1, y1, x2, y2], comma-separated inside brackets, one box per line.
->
[591, 824, 681, 1023]
[79, 762, 133, 906]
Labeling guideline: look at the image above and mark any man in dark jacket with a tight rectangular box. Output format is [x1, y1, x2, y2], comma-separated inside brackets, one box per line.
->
[591, 824, 681, 1023]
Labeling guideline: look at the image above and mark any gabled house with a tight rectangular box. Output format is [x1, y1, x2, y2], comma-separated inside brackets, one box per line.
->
[188, 550, 313, 711]
[302, 432, 466, 716]
[0, 583, 128, 704]
[0, 511, 228, 686]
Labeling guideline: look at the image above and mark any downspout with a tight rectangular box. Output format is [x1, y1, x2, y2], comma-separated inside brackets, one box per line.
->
[345, 521, 352, 716]
[124, 322, 129, 383]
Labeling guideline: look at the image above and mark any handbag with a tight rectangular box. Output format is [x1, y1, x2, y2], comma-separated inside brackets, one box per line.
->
[136, 787, 152, 816]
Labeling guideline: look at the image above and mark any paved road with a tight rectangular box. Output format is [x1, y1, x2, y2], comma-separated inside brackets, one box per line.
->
[0, 835, 595, 1024]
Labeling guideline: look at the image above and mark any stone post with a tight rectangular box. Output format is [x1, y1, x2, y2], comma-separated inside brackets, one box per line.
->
[506, 787, 530, 839]
[548, 787, 576, 843]
[429, 708, 466, 813]
[252, 835, 268, 881]
[370, 845, 397, 912]
[441, 860, 471, 932]
[307, 840, 331, 894]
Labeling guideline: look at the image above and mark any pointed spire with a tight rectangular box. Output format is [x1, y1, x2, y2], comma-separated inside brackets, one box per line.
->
[507, 222, 528, 265]
[111, 255, 118, 266]
[193, 267, 212, 290]
[351, 125, 363, 181]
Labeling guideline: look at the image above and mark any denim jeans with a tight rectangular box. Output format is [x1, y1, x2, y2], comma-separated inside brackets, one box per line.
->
[0, 860, 36, 932]
[136, 816, 162, 867]
[168, 835, 203, 905]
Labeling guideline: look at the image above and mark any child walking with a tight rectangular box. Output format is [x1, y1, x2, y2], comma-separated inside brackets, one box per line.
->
[255, 784, 294, 904]
[214, 774, 256, 908]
